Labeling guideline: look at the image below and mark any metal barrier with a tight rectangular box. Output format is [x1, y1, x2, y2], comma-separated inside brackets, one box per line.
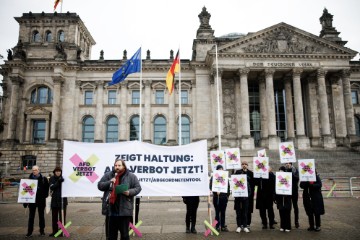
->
[321, 177, 360, 198]
[350, 177, 360, 197]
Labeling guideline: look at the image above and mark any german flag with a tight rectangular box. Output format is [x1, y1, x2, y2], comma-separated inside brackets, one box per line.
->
[166, 50, 179, 95]
[54, 0, 61, 11]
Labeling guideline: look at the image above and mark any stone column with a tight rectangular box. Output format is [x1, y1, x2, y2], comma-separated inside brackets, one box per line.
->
[45, 117, 50, 142]
[239, 68, 254, 149]
[330, 75, 347, 141]
[144, 80, 152, 142]
[119, 82, 128, 141]
[292, 68, 310, 149]
[284, 76, 295, 140]
[342, 69, 356, 139]
[306, 75, 321, 146]
[50, 76, 64, 140]
[191, 79, 197, 140]
[259, 76, 268, 147]
[7, 76, 23, 140]
[168, 85, 176, 145]
[25, 117, 31, 143]
[317, 69, 336, 148]
[94, 81, 104, 142]
[265, 69, 279, 149]
[73, 80, 81, 140]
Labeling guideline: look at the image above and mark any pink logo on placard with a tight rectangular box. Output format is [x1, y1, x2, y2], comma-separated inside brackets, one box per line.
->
[212, 153, 224, 165]
[300, 162, 314, 175]
[21, 182, 35, 196]
[281, 144, 294, 157]
[227, 151, 239, 162]
[69, 154, 100, 183]
[277, 175, 291, 188]
[233, 177, 246, 190]
[215, 173, 226, 186]
[255, 159, 268, 172]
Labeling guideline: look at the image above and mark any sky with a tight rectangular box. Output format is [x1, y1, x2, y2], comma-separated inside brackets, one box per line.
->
[0, 0, 359, 66]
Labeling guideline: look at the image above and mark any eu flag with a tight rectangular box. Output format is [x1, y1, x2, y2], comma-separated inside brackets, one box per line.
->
[109, 47, 141, 86]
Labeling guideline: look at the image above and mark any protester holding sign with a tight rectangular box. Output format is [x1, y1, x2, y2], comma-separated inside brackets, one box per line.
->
[182, 196, 200, 233]
[49, 166, 68, 237]
[275, 166, 292, 232]
[285, 162, 300, 228]
[24, 165, 49, 238]
[98, 159, 141, 240]
[210, 165, 230, 232]
[300, 171, 325, 232]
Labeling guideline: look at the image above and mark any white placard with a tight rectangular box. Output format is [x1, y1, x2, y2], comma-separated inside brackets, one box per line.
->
[225, 148, 241, 169]
[276, 172, 292, 195]
[298, 159, 316, 182]
[17, 179, 38, 203]
[230, 174, 248, 197]
[253, 157, 269, 179]
[257, 149, 267, 157]
[210, 150, 226, 170]
[211, 170, 229, 193]
[279, 142, 296, 163]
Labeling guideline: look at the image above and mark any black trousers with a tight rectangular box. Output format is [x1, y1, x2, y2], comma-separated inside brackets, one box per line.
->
[130, 198, 140, 224]
[308, 213, 321, 228]
[279, 209, 291, 230]
[108, 216, 130, 240]
[27, 204, 45, 234]
[185, 202, 199, 228]
[259, 207, 275, 226]
[51, 207, 67, 235]
[235, 199, 249, 228]
[213, 197, 228, 228]
[292, 194, 299, 223]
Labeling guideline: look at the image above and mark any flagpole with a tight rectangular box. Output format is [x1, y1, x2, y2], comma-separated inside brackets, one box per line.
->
[178, 48, 182, 146]
[60, 0, 63, 13]
[139, 47, 142, 142]
[215, 44, 221, 150]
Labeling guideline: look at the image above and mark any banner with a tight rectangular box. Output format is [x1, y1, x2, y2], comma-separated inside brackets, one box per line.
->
[225, 148, 241, 169]
[279, 142, 296, 163]
[62, 140, 209, 197]
[230, 174, 248, 197]
[211, 170, 229, 193]
[276, 172, 292, 195]
[18, 179, 38, 203]
[298, 159, 316, 182]
[253, 157, 269, 179]
[210, 150, 226, 170]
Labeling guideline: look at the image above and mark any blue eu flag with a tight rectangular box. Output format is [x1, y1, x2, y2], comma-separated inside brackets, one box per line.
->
[109, 47, 141, 86]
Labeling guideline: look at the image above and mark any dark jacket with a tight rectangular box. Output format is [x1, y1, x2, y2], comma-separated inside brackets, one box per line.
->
[233, 169, 254, 212]
[300, 174, 325, 216]
[275, 194, 292, 211]
[49, 175, 68, 208]
[98, 169, 141, 216]
[209, 176, 230, 199]
[255, 171, 275, 209]
[28, 173, 49, 207]
[182, 196, 200, 205]
[286, 166, 299, 196]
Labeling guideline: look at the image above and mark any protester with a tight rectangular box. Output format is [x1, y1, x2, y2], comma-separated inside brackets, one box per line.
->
[48, 166, 68, 237]
[130, 196, 141, 225]
[234, 161, 252, 233]
[285, 162, 300, 228]
[182, 196, 200, 233]
[209, 165, 230, 232]
[300, 171, 325, 232]
[255, 166, 276, 229]
[275, 166, 292, 232]
[24, 165, 49, 238]
[98, 159, 142, 240]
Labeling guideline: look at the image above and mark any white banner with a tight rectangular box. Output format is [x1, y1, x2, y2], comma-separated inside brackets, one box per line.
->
[230, 174, 248, 197]
[211, 170, 229, 193]
[276, 172, 292, 195]
[210, 150, 226, 170]
[298, 159, 316, 182]
[18, 179, 38, 203]
[225, 148, 241, 169]
[62, 140, 209, 197]
[279, 142, 296, 163]
[253, 157, 269, 179]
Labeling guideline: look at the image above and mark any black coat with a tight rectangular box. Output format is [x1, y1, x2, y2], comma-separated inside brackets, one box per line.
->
[286, 166, 299, 196]
[255, 172, 275, 209]
[49, 175, 68, 208]
[300, 174, 325, 216]
[233, 169, 254, 211]
[28, 173, 49, 207]
[275, 194, 292, 210]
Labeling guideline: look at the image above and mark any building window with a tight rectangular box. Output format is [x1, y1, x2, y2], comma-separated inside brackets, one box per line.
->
[181, 90, 188, 104]
[84, 91, 93, 105]
[132, 90, 140, 104]
[82, 116, 95, 142]
[352, 90, 358, 104]
[249, 85, 261, 147]
[58, 30, 65, 42]
[154, 116, 166, 145]
[32, 30, 41, 42]
[155, 90, 164, 104]
[130, 115, 140, 141]
[108, 90, 117, 104]
[355, 116, 360, 136]
[30, 86, 52, 104]
[33, 120, 46, 144]
[106, 116, 118, 143]
[22, 155, 37, 169]
[45, 31, 52, 42]
[179, 116, 190, 145]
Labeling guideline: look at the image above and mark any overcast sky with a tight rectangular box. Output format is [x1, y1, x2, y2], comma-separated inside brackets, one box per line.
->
[0, 0, 359, 65]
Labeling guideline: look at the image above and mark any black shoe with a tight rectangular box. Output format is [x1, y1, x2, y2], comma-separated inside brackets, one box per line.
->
[191, 228, 197, 234]
[49, 233, 55, 237]
[270, 225, 275, 229]
[314, 227, 321, 232]
[25, 233, 32, 238]
[186, 227, 190, 233]
[262, 225, 268, 229]
[295, 222, 300, 228]
[221, 226, 229, 232]
[307, 227, 315, 231]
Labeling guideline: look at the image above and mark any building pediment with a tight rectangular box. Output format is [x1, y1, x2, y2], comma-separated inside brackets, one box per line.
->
[216, 22, 357, 58]
[25, 106, 51, 115]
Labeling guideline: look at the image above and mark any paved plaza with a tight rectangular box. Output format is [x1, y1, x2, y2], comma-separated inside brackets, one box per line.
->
[0, 197, 359, 239]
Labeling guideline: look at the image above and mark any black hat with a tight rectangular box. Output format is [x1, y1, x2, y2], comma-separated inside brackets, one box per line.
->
[279, 166, 286, 172]
[53, 166, 62, 174]
[216, 165, 224, 170]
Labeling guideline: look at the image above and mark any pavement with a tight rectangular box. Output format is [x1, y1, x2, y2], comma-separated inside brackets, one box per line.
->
[0, 197, 359, 240]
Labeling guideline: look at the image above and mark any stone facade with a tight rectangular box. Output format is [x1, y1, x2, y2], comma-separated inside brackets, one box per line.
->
[0, 8, 359, 177]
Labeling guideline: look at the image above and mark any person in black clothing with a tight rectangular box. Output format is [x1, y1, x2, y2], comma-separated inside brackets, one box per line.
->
[182, 196, 200, 234]
[275, 166, 292, 232]
[300, 171, 325, 232]
[48, 166, 68, 237]
[210, 165, 230, 232]
[24, 165, 49, 238]
[255, 167, 276, 229]
[285, 162, 300, 228]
